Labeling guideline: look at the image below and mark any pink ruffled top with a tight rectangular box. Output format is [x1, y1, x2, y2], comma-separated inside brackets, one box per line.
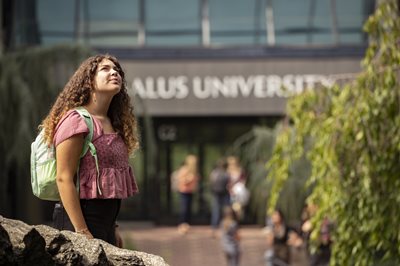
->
[54, 110, 139, 199]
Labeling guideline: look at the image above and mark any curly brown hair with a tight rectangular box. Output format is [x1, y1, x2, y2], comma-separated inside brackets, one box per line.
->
[41, 54, 139, 154]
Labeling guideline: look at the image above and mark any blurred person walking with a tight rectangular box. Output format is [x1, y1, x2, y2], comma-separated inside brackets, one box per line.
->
[301, 204, 332, 266]
[226, 156, 246, 186]
[264, 209, 290, 266]
[209, 158, 231, 237]
[41, 54, 139, 247]
[221, 206, 241, 266]
[226, 156, 248, 220]
[176, 154, 199, 234]
[287, 227, 309, 266]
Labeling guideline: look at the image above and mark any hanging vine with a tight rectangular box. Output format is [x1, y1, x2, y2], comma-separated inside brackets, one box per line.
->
[266, 0, 400, 265]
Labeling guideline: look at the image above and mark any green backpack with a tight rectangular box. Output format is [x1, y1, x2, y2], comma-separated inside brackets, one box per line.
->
[30, 107, 100, 201]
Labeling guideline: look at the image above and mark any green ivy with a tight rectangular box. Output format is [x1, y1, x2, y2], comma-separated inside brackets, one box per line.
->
[266, 0, 400, 265]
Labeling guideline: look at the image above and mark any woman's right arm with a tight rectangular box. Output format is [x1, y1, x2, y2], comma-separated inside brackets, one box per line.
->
[56, 134, 93, 239]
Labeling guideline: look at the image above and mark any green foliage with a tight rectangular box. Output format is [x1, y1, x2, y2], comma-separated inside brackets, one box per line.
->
[231, 126, 276, 224]
[266, 0, 400, 265]
[0, 45, 91, 220]
[231, 125, 310, 225]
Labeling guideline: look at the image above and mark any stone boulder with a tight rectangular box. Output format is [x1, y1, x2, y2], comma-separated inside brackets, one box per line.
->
[0, 215, 168, 266]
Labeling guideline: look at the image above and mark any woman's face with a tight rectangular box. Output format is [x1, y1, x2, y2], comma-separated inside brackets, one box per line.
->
[93, 58, 122, 95]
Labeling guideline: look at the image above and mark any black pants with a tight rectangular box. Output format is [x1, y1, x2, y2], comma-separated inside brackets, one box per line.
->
[179, 192, 193, 224]
[53, 199, 121, 245]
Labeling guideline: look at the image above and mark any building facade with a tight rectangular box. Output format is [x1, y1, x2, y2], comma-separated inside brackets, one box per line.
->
[2, 0, 374, 223]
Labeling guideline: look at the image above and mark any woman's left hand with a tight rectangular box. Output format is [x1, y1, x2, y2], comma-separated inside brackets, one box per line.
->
[115, 227, 124, 248]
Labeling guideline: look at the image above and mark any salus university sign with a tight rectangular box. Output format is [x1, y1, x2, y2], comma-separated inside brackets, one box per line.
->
[122, 57, 361, 116]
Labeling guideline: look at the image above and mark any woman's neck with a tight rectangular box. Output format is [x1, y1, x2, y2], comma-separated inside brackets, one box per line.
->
[84, 93, 113, 117]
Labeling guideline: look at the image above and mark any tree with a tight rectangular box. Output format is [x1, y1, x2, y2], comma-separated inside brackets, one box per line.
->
[230, 125, 311, 225]
[266, 0, 400, 265]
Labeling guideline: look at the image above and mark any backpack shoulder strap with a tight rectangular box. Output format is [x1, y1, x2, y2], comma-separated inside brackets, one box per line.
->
[74, 107, 102, 196]
[74, 107, 94, 157]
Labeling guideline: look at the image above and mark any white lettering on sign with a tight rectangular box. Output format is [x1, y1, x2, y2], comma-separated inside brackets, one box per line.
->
[131, 75, 335, 99]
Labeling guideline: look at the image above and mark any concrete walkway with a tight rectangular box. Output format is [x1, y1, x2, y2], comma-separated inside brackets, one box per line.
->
[119, 223, 267, 266]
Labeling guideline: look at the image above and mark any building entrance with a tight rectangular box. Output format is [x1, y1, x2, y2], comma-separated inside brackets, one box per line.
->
[144, 116, 277, 224]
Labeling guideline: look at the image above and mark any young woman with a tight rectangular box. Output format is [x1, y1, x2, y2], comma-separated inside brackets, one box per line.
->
[41, 54, 139, 247]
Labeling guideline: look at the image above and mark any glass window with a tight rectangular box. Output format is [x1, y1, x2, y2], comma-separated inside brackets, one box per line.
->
[309, 0, 336, 45]
[336, 0, 365, 44]
[146, 0, 200, 46]
[272, 0, 367, 46]
[37, 0, 140, 47]
[36, 0, 369, 48]
[209, 0, 261, 46]
[273, 0, 315, 45]
[87, 0, 139, 47]
[37, 0, 75, 45]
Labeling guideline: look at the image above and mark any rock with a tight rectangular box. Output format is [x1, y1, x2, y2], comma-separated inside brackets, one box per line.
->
[0, 218, 16, 265]
[0, 216, 168, 266]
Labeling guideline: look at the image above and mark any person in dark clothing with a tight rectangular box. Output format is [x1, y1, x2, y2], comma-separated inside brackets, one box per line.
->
[301, 204, 332, 266]
[209, 158, 231, 236]
[265, 209, 290, 266]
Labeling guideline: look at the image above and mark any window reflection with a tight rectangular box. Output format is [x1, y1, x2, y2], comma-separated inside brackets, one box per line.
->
[146, 0, 200, 46]
[87, 0, 139, 47]
[35, 0, 370, 48]
[209, 0, 262, 46]
[37, 0, 75, 45]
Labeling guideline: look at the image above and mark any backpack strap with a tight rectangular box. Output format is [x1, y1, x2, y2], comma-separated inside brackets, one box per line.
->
[75, 107, 102, 196]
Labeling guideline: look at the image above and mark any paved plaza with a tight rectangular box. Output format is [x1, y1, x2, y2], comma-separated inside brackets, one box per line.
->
[119, 223, 267, 266]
